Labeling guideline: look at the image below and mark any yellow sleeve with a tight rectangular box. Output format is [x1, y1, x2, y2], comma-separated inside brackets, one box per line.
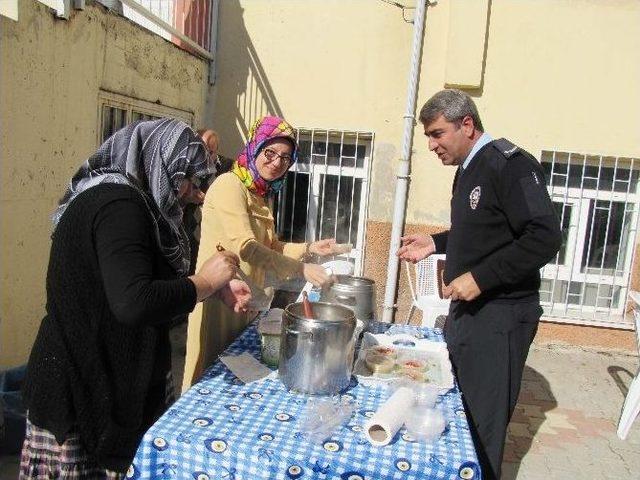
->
[241, 240, 303, 280]
[271, 237, 309, 261]
[207, 174, 304, 281]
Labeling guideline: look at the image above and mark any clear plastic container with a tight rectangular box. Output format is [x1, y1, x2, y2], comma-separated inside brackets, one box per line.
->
[365, 352, 395, 374]
[404, 405, 446, 443]
[392, 380, 444, 443]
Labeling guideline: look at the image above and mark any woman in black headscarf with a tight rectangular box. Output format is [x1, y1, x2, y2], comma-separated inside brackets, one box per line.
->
[19, 118, 250, 479]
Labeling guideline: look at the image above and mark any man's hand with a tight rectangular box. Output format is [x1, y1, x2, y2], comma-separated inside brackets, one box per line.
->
[217, 279, 252, 313]
[397, 234, 436, 263]
[442, 272, 481, 302]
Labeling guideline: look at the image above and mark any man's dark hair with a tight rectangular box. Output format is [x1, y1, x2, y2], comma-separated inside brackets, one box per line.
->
[419, 89, 484, 132]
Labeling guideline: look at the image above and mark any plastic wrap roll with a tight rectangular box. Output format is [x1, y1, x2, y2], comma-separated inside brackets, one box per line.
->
[364, 387, 415, 446]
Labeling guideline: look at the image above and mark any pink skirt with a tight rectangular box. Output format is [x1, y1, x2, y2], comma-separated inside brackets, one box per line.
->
[19, 420, 124, 480]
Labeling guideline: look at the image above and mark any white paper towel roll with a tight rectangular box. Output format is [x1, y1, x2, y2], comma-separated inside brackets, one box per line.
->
[364, 387, 415, 446]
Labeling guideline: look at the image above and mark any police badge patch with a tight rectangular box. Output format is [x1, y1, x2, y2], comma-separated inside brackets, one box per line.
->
[469, 186, 481, 210]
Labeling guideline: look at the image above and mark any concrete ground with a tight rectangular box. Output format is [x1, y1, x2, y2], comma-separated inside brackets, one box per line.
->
[502, 342, 640, 479]
[1, 330, 638, 479]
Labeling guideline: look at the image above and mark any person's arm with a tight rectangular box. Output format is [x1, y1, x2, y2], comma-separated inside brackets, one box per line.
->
[398, 234, 439, 262]
[470, 157, 562, 292]
[431, 231, 449, 254]
[274, 238, 350, 262]
[94, 199, 197, 326]
[209, 175, 304, 280]
[271, 237, 308, 261]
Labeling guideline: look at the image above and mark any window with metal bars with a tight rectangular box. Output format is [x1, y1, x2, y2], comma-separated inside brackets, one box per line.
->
[98, 91, 193, 144]
[540, 150, 640, 328]
[274, 128, 374, 276]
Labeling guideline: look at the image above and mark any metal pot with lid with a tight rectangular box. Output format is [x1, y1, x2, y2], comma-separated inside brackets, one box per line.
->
[279, 302, 357, 395]
[320, 275, 376, 325]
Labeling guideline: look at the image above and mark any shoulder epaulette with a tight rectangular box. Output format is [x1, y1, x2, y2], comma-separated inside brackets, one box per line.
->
[492, 138, 520, 158]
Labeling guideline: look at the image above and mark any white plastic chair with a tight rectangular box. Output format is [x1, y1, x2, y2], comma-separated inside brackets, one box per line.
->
[617, 290, 640, 440]
[405, 254, 451, 328]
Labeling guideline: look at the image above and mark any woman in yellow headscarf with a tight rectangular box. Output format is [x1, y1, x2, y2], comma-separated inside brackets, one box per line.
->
[183, 116, 339, 389]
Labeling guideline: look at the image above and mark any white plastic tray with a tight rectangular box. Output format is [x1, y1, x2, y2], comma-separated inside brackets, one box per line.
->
[353, 332, 455, 393]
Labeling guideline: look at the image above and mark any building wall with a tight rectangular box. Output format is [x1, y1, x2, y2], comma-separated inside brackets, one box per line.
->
[207, 0, 640, 219]
[205, 0, 639, 349]
[0, 0, 209, 368]
[4, 0, 635, 366]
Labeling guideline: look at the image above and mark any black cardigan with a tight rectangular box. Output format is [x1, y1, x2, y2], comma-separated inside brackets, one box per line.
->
[23, 184, 197, 472]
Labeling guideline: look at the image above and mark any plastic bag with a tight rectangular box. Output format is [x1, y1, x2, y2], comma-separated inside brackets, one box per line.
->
[300, 397, 356, 443]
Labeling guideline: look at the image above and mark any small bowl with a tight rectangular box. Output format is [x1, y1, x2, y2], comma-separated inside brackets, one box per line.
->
[400, 359, 426, 371]
[365, 352, 395, 374]
[369, 345, 397, 359]
[400, 368, 426, 382]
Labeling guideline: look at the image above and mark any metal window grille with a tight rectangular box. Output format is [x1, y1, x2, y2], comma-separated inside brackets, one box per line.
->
[98, 91, 193, 144]
[274, 128, 374, 276]
[121, 0, 213, 57]
[540, 150, 640, 329]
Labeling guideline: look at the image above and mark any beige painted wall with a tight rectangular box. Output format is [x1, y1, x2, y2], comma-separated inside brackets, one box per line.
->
[205, 0, 438, 223]
[206, 0, 640, 227]
[409, 0, 640, 225]
[202, 0, 640, 329]
[3, 0, 637, 365]
[0, 0, 209, 368]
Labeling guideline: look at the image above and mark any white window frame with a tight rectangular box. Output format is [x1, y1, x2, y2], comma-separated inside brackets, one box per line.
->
[97, 91, 194, 145]
[540, 150, 640, 329]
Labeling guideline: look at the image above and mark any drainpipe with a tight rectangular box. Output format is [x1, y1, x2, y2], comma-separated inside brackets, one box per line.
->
[381, 0, 429, 323]
[208, 0, 220, 85]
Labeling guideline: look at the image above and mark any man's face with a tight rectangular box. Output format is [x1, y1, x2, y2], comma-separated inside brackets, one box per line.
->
[423, 114, 475, 166]
[200, 130, 219, 162]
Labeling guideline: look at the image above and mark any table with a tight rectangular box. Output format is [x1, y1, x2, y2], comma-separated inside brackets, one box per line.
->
[128, 320, 481, 479]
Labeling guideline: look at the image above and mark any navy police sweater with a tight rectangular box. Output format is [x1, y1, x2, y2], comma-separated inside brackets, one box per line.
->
[432, 139, 562, 302]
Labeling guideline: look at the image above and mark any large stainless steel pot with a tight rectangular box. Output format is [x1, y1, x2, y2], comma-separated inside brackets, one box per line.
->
[279, 302, 356, 395]
[320, 275, 376, 325]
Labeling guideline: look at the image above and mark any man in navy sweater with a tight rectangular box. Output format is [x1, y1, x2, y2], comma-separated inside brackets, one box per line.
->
[398, 89, 562, 479]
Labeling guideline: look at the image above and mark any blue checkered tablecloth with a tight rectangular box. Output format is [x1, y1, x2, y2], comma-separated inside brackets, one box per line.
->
[128, 320, 480, 480]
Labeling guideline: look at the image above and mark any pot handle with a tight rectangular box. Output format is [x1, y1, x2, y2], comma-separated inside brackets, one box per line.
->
[335, 294, 357, 306]
[284, 328, 314, 341]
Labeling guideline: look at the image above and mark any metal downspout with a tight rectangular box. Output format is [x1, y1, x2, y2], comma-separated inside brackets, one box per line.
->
[208, 0, 220, 85]
[381, 0, 429, 323]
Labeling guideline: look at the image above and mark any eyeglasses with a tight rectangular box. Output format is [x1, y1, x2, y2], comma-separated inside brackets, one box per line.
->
[262, 148, 293, 166]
